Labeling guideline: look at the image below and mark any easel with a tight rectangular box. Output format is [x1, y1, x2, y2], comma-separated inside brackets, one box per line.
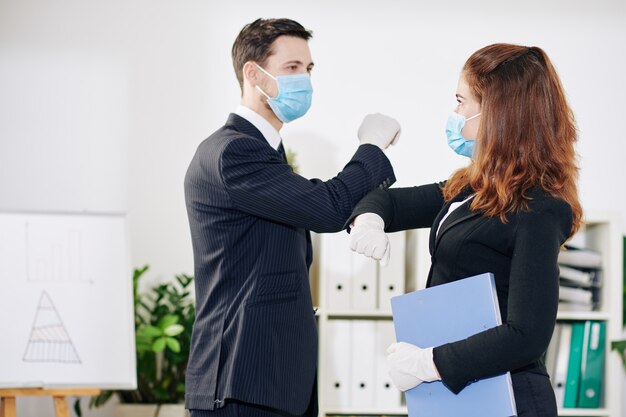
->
[0, 388, 101, 417]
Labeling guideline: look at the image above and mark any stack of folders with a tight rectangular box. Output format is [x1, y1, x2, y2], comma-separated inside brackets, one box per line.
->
[545, 321, 606, 409]
[322, 319, 402, 410]
[557, 245, 603, 312]
[321, 231, 406, 311]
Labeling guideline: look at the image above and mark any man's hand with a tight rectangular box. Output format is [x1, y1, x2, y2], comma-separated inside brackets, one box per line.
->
[350, 213, 390, 266]
[358, 113, 401, 150]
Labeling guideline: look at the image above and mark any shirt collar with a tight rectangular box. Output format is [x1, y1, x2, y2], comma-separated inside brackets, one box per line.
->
[234, 105, 282, 150]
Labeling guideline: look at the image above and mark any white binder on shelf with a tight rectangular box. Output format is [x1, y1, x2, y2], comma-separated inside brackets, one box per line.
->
[350, 320, 376, 408]
[545, 324, 562, 381]
[323, 233, 353, 310]
[323, 320, 352, 408]
[374, 320, 402, 409]
[351, 253, 378, 310]
[552, 322, 572, 407]
[378, 231, 406, 311]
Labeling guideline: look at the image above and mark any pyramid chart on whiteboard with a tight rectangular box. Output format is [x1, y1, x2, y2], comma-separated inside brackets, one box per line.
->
[23, 291, 82, 363]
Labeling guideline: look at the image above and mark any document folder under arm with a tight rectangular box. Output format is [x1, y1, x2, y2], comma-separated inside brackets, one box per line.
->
[390, 272, 517, 417]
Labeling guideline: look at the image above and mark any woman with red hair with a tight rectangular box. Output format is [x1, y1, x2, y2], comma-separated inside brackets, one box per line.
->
[348, 44, 582, 416]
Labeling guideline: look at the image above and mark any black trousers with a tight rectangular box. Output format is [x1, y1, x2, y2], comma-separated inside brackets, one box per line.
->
[192, 372, 552, 417]
[512, 371, 558, 417]
[189, 398, 317, 417]
[189, 385, 317, 417]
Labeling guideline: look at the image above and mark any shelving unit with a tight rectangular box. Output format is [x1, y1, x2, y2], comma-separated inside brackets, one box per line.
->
[313, 211, 623, 417]
[554, 212, 624, 417]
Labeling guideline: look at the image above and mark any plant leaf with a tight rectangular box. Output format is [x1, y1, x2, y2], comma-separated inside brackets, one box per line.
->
[166, 337, 181, 353]
[139, 325, 162, 338]
[163, 324, 184, 337]
[158, 314, 179, 330]
[612, 340, 626, 369]
[152, 337, 167, 352]
[88, 390, 113, 409]
[73, 398, 82, 417]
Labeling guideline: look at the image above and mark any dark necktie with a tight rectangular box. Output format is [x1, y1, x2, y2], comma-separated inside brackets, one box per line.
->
[277, 142, 287, 162]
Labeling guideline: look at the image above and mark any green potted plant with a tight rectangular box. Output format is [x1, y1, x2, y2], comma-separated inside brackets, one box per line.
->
[76, 265, 195, 417]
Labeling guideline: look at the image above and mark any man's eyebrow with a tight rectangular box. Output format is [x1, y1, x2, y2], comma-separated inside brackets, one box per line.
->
[282, 60, 315, 68]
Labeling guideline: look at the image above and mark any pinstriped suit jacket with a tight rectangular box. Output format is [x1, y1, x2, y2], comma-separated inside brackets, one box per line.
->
[184, 114, 395, 414]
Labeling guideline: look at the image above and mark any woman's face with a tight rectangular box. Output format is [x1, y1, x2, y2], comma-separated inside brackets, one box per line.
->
[455, 74, 482, 140]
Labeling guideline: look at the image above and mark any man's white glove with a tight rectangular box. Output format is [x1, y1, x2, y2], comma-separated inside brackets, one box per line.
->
[358, 113, 401, 150]
[386, 342, 441, 392]
[350, 213, 390, 266]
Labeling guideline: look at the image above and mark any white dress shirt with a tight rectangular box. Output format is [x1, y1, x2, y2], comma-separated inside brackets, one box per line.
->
[234, 105, 282, 151]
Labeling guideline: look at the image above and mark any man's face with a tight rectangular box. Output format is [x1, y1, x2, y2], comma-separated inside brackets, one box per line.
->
[256, 35, 314, 99]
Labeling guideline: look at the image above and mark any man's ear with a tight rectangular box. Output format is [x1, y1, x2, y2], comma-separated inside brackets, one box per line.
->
[242, 61, 258, 87]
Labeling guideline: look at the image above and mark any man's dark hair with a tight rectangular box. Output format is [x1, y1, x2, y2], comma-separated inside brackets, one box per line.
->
[232, 18, 313, 92]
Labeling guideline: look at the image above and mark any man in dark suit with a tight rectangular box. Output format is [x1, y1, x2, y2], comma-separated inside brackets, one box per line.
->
[184, 18, 400, 417]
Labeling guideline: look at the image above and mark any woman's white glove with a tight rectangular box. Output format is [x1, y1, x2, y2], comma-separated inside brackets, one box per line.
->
[386, 342, 441, 392]
[349, 213, 390, 266]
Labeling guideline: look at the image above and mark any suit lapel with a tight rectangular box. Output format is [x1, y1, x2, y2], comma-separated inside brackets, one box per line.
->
[435, 203, 481, 247]
[430, 188, 479, 252]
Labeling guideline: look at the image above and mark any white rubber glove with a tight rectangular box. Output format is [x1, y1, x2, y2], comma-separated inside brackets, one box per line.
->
[358, 113, 401, 150]
[386, 342, 441, 392]
[349, 213, 390, 266]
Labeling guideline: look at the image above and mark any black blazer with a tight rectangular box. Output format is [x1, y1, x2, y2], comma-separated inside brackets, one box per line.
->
[347, 182, 573, 394]
[184, 114, 395, 413]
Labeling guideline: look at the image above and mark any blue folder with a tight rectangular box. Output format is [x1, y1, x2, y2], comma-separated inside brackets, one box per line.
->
[390, 272, 517, 417]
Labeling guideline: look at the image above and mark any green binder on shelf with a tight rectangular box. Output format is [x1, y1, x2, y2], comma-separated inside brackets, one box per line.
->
[563, 322, 585, 407]
[577, 321, 605, 408]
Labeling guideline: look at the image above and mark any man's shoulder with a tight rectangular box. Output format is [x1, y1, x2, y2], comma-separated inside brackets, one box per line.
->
[197, 122, 261, 155]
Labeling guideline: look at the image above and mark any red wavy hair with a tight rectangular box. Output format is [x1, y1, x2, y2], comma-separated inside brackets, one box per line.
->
[443, 44, 582, 237]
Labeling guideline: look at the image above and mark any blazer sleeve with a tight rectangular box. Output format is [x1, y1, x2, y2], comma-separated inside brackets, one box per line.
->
[433, 199, 573, 394]
[344, 182, 446, 232]
[219, 138, 395, 233]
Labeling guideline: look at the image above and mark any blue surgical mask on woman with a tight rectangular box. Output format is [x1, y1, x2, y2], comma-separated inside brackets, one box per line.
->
[255, 64, 313, 123]
[445, 111, 481, 158]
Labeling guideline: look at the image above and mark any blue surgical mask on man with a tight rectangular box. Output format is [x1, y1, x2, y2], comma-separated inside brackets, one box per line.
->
[255, 64, 313, 123]
[445, 111, 481, 158]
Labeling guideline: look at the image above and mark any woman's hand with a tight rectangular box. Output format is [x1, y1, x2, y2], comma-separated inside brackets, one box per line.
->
[349, 213, 390, 266]
[386, 342, 441, 392]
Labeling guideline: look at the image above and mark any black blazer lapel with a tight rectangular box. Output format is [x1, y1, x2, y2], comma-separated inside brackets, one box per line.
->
[435, 203, 481, 247]
[429, 188, 478, 252]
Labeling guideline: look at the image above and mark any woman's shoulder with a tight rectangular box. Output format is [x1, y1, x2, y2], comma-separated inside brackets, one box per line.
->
[519, 188, 573, 236]
[526, 188, 572, 213]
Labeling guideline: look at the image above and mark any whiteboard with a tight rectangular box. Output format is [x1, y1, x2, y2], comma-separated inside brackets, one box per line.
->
[0, 212, 136, 389]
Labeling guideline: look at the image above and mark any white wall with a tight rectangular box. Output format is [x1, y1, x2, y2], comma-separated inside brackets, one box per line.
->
[1, 0, 625, 416]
